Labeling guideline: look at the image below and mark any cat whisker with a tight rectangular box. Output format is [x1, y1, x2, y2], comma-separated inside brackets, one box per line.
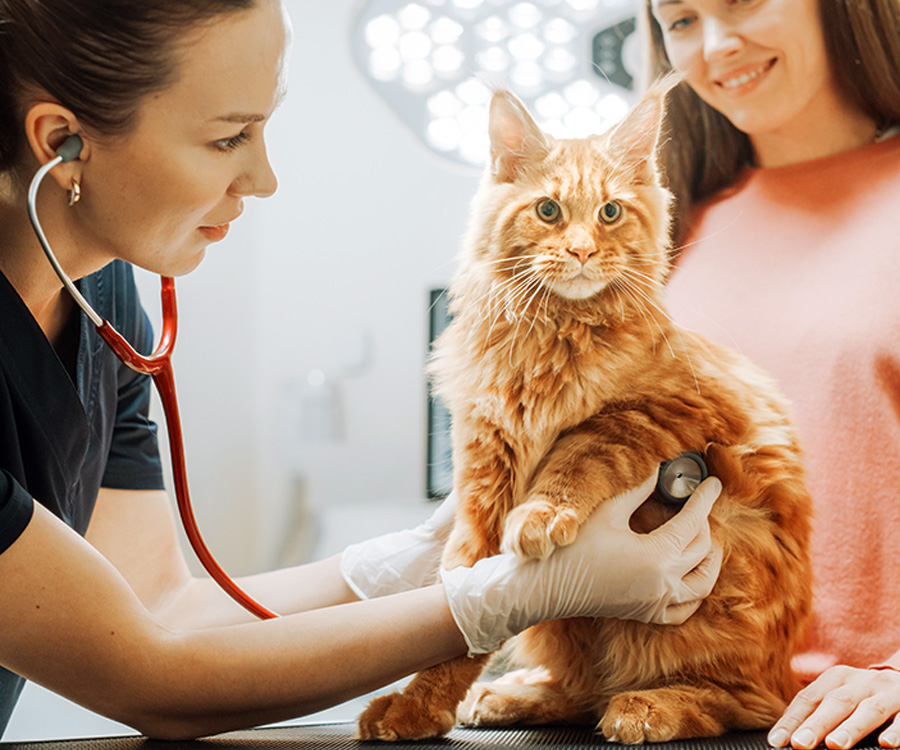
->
[509, 276, 545, 366]
[612, 276, 665, 357]
[616, 274, 675, 360]
[619, 270, 701, 394]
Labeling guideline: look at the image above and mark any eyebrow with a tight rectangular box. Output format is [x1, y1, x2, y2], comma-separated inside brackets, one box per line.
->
[213, 89, 288, 124]
[215, 113, 267, 123]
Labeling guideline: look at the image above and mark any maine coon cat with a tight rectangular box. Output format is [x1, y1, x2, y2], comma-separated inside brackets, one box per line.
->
[357, 80, 813, 743]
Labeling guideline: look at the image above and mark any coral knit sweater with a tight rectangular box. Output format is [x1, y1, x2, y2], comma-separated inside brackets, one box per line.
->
[665, 135, 900, 684]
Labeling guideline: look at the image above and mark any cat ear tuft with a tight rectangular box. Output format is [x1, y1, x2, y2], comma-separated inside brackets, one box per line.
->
[489, 89, 550, 183]
[605, 74, 681, 183]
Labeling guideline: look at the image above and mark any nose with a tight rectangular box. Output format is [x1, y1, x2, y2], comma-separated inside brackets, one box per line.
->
[232, 139, 278, 199]
[566, 226, 597, 266]
[702, 17, 742, 63]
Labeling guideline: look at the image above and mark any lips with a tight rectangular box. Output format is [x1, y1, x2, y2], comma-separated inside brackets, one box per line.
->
[716, 58, 776, 90]
[198, 209, 242, 243]
[198, 223, 231, 242]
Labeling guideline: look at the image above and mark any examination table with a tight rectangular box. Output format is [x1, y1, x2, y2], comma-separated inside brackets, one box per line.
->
[0, 722, 883, 750]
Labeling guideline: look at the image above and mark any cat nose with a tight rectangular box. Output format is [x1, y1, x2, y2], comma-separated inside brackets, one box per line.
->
[567, 246, 596, 266]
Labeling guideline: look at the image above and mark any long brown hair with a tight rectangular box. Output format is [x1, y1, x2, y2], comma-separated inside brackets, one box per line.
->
[641, 0, 900, 248]
[0, 0, 255, 174]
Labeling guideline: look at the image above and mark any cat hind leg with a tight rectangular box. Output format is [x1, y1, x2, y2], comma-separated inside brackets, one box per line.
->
[458, 674, 588, 728]
[598, 684, 778, 744]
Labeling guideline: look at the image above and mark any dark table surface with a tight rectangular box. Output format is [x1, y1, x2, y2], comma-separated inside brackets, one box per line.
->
[0, 723, 871, 750]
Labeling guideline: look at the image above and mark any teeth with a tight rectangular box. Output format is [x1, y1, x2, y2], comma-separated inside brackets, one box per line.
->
[721, 64, 767, 89]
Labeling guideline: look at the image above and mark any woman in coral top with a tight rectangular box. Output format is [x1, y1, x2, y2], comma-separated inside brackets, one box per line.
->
[642, 0, 900, 748]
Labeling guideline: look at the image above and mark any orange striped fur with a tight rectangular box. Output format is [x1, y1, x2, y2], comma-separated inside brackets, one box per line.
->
[357, 82, 812, 743]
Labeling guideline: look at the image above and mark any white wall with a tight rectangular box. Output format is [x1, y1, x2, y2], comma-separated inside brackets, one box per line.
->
[136, 0, 480, 576]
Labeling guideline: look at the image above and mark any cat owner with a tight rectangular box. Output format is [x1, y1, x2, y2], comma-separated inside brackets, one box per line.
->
[642, 0, 900, 748]
[0, 0, 724, 740]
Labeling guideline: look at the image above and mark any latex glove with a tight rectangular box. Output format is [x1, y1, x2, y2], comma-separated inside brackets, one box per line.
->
[767, 665, 900, 750]
[441, 473, 723, 655]
[340, 492, 458, 599]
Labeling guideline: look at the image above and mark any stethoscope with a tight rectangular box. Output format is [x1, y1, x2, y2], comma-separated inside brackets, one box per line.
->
[28, 134, 277, 620]
[655, 452, 708, 505]
[29, 135, 708, 618]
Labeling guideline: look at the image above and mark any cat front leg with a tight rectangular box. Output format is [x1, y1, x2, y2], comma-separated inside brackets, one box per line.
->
[356, 498, 503, 740]
[357, 654, 490, 740]
[501, 417, 678, 560]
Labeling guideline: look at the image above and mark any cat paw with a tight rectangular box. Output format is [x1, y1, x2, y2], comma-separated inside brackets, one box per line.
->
[357, 691, 456, 741]
[501, 498, 580, 560]
[457, 684, 517, 728]
[599, 692, 679, 745]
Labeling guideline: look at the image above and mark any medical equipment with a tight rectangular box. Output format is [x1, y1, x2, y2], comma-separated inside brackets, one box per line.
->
[28, 134, 277, 620]
[656, 452, 709, 505]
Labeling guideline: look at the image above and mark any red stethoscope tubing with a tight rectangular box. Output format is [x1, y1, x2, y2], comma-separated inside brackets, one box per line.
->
[27, 149, 275, 619]
[97, 277, 277, 620]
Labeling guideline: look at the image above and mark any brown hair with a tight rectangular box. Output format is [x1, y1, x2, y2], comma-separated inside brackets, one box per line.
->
[0, 0, 255, 173]
[641, 0, 900, 247]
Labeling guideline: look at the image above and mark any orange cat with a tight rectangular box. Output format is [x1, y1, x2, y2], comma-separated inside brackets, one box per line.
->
[357, 81, 813, 743]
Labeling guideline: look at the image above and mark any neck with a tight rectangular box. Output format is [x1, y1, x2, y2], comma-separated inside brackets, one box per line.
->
[750, 98, 880, 169]
[0, 181, 85, 344]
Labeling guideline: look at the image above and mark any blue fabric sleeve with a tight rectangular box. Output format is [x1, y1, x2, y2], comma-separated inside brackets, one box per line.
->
[0, 468, 34, 556]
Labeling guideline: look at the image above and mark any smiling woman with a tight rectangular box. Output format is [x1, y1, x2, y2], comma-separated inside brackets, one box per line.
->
[638, 1, 900, 749]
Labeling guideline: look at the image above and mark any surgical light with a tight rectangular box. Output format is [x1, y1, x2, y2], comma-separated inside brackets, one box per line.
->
[352, 0, 641, 167]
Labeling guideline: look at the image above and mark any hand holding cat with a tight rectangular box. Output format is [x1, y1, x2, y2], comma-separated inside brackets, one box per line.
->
[440, 472, 723, 655]
[768, 666, 900, 750]
[340, 492, 458, 599]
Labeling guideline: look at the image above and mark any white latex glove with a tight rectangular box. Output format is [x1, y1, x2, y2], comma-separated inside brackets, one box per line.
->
[441, 473, 723, 655]
[340, 492, 458, 599]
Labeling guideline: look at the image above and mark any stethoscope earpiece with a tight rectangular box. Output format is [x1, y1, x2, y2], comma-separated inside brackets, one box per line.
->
[656, 452, 709, 505]
[56, 134, 84, 163]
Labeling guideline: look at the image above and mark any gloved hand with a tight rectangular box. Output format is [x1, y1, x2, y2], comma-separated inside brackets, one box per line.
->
[340, 492, 458, 599]
[440, 473, 723, 655]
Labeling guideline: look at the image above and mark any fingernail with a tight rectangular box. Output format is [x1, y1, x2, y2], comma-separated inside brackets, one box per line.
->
[881, 734, 900, 747]
[829, 730, 851, 749]
[794, 729, 817, 749]
[769, 728, 790, 747]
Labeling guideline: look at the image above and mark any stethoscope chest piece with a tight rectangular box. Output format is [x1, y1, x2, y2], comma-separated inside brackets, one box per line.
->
[656, 452, 708, 505]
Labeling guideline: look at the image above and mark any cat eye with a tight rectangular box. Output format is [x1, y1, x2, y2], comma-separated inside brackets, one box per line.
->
[599, 201, 622, 225]
[536, 198, 561, 223]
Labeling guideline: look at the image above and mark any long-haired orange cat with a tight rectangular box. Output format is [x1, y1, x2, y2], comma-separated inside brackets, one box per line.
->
[357, 81, 813, 743]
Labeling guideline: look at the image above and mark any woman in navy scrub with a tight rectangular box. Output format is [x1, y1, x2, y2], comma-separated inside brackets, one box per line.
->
[0, 0, 724, 740]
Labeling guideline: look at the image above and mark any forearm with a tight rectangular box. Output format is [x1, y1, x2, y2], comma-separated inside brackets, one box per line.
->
[151, 586, 463, 738]
[1, 504, 466, 740]
[155, 554, 361, 629]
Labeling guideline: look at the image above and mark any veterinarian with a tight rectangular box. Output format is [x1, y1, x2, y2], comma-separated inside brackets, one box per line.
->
[642, 0, 900, 748]
[0, 0, 725, 740]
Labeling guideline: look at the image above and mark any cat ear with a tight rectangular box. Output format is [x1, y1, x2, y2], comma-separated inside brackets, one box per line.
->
[604, 74, 680, 183]
[489, 89, 550, 183]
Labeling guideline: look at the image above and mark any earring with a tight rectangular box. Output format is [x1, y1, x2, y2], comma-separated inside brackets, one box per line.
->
[68, 179, 81, 206]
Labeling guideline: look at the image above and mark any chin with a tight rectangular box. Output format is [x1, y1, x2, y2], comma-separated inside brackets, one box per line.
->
[551, 279, 606, 301]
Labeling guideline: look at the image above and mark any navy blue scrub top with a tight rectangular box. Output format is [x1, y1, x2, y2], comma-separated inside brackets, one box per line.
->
[0, 260, 165, 736]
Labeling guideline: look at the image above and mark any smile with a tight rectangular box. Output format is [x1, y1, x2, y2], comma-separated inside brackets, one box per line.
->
[718, 59, 776, 89]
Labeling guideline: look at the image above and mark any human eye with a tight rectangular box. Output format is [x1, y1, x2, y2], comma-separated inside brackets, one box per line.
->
[668, 14, 694, 31]
[213, 130, 251, 152]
